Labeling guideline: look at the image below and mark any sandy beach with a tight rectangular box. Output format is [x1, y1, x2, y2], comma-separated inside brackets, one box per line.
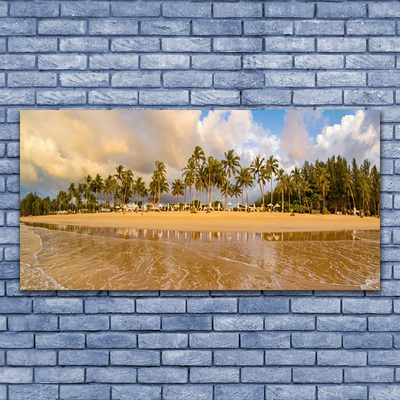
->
[21, 211, 380, 233]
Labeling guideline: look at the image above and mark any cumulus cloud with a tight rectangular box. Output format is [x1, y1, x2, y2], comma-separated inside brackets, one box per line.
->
[21, 109, 379, 202]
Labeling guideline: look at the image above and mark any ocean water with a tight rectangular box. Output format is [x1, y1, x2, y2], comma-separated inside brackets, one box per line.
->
[20, 222, 380, 291]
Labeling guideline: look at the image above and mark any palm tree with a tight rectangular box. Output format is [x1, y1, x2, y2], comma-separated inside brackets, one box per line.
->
[172, 178, 185, 206]
[359, 177, 371, 214]
[190, 146, 206, 212]
[343, 169, 355, 212]
[265, 155, 279, 208]
[132, 177, 146, 206]
[154, 161, 168, 206]
[316, 164, 330, 212]
[84, 175, 92, 209]
[250, 155, 266, 211]
[68, 182, 76, 212]
[221, 149, 241, 210]
[291, 167, 302, 206]
[205, 156, 216, 209]
[103, 175, 114, 207]
[231, 182, 243, 209]
[236, 167, 254, 211]
[93, 174, 104, 209]
[276, 168, 285, 212]
[182, 157, 195, 209]
[121, 169, 134, 205]
[284, 173, 293, 212]
[302, 180, 313, 213]
[149, 175, 158, 209]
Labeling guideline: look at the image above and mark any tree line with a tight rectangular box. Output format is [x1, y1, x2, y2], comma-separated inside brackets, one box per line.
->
[20, 145, 380, 217]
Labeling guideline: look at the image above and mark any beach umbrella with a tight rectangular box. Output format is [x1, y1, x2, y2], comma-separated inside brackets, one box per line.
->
[275, 203, 281, 208]
[227, 202, 233, 206]
[268, 203, 274, 207]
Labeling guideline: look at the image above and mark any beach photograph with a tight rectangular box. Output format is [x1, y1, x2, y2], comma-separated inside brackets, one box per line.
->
[20, 110, 380, 290]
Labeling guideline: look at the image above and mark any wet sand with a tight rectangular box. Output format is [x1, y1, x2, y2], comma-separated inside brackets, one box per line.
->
[20, 211, 380, 233]
[20, 215, 380, 291]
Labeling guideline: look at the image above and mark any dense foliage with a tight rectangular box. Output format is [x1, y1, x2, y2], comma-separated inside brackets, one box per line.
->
[21, 148, 379, 217]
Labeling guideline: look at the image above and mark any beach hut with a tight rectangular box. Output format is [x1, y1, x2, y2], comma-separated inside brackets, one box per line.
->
[267, 203, 274, 212]
[274, 203, 281, 212]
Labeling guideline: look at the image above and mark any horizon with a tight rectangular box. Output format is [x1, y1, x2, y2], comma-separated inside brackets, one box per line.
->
[21, 109, 380, 204]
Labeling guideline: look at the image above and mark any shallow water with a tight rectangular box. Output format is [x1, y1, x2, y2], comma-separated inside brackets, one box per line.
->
[20, 222, 380, 290]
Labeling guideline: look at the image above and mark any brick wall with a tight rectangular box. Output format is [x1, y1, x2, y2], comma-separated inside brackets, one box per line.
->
[0, 1, 399, 399]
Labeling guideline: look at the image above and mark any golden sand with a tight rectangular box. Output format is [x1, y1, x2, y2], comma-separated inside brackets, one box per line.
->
[21, 211, 380, 233]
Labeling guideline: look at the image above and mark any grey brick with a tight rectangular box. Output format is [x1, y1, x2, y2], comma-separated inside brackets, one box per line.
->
[112, 71, 160, 87]
[346, 55, 395, 69]
[347, 20, 396, 36]
[242, 367, 291, 383]
[370, 38, 400, 53]
[239, 297, 289, 313]
[7, 349, 56, 366]
[318, 71, 366, 87]
[214, 350, 263, 366]
[292, 333, 341, 349]
[264, 37, 314, 52]
[8, 315, 57, 331]
[35, 367, 84, 383]
[163, 385, 212, 400]
[60, 72, 109, 88]
[214, 315, 263, 331]
[193, 20, 241, 36]
[343, 333, 392, 349]
[343, 299, 391, 314]
[37, 90, 86, 105]
[162, 38, 211, 53]
[318, 38, 366, 53]
[0, 55, 35, 70]
[369, 350, 400, 366]
[0, 333, 33, 348]
[60, 38, 108, 53]
[295, 20, 344, 36]
[9, 385, 58, 399]
[163, 71, 211, 88]
[111, 315, 160, 330]
[162, 315, 211, 331]
[264, 2, 314, 18]
[241, 332, 290, 349]
[90, 54, 138, 70]
[318, 350, 366, 366]
[60, 315, 109, 331]
[369, 316, 400, 331]
[191, 90, 240, 106]
[60, 385, 110, 400]
[244, 21, 293, 36]
[163, 2, 210, 18]
[36, 333, 85, 349]
[138, 367, 187, 383]
[189, 333, 239, 348]
[317, 316, 366, 331]
[292, 298, 341, 314]
[369, 2, 400, 18]
[295, 55, 344, 69]
[139, 90, 188, 106]
[293, 367, 342, 383]
[11, 2, 59, 17]
[345, 367, 394, 383]
[139, 333, 188, 349]
[38, 54, 87, 70]
[214, 38, 262, 53]
[265, 386, 316, 400]
[59, 350, 109, 366]
[87, 332, 137, 349]
[111, 350, 159, 366]
[242, 89, 291, 105]
[86, 367, 136, 383]
[0, 19, 36, 36]
[265, 350, 315, 366]
[318, 385, 367, 400]
[62, 2, 110, 17]
[0, 367, 32, 383]
[265, 315, 315, 331]
[344, 90, 393, 105]
[317, 3, 366, 18]
[9, 37, 57, 53]
[85, 298, 135, 313]
[265, 72, 315, 88]
[214, 384, 264, 399]
[193, 55, 241, 70]
[8, 72, 57, 88]
[141, 54, 189, 70]
[112, 385, 161, 400]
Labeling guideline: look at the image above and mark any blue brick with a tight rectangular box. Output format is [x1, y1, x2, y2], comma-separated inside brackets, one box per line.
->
[371, 72, 400, 87]
[370, 38, 400, 53]
[60, 385, 110, 400]
[265, 315, 315, 331]
[369, 350, 400, 366]
[38, 54, 87, 70]
[90, 54, 138, 70]
[136, 298, 185, 313]
[59, 350, 109, 366]
[10, 2, 59, 17]
[191, 90, 240, 106]
[62, 2, 110, 17]
[293, 367, 342, 383]
[162, 38, 211, 52]
[213, 3, 262, 18]
[9, 37, 57, 53]
[85, 298, 135, 313]
[60, 315, 109, 331]
[190, 367, 239, 383]
[347, 20, 395, 36]
[0, 367, 32, 383]
[189, 333, 239, 348]
[87, 332, 137, 348]
[39, 19, 86, 35]
[265, 2, 314, 18]
[89, 19, 138, 35]
[214, 384, 264, 400]
[35, 367, 84, 383]
[163, 2, 210, 18]
[265, 385, 315, 400]
[163, 71, 211, 88]
[0, 333, 33, 348]
[9, 385, 58, 400]
[296, 20, 344, 35]
[317, 3, 366, 18]
[242, 367, 291, 383]
[138, 367, 187, 383]
[346, 55, 395, 70]
[214, 38, 262, 53]
[193, 20, 241, 36]
[292, 333, 341, 349]
[112, 2, 160, 17]
[318, 350, 366, 366]
[60, 72, 109, 88]
[369, 316, 400, 331]
[345, 367, 393, 383]
[192, 55, 241, 70]
[343, 333, 392, 349]
[243, 89, 291, 106]
[89, 90, 138, 105]
[265, 350, 315, 366]
[139, 90, 189, 105]
[8, 315, 57, 331]
[162, 350, 211, 366]
[317, 316, 366, 331]
[0, 55, 35, 70]
[163, 385, 212, 400]
[319, 71, 365, 87]
[60, 38, 108, 53]
[8, 72, 57, 88]
[7, 349, 56, 366]
[294, 89, 343, 105]
[0, 160, 19, 175]
[37, 90, 86, 105]
[343, 299, 391, 314]
[0, 316, 5, 331]
[318, 385, 367, 400]
[292, 298, 341, 314]
[345, 89, 393, 105]
[239, 297, 289, 313]
[112, 385, 161, 400]
[87, 367, 136, 383]
[244, 21, 292, 36]
[141, 54, 189, 70]
[110, 350, 159, 366]
[0, 3, 6, 17]
[214, 350, 263, 366]
[318, 38, 366, 53]
[214, 315, 263, 331]
[4, 245, 18, 261]
[111, 315, 160, 330]
[369, 2, 400, 18]
[141, 21, 189, 36]
[187, 298, 236, 313]
[34, 298, 83, 313]
[0, 263, 19, 279]
[241, 333, 290, 349]
[0, 124, 20, 139]
[139, 333, 187, 349]
[162, 315, 211, 331]
[0, 297, 31, 313]
[370, 386, 400, 400]
[0, 19, 36, 36]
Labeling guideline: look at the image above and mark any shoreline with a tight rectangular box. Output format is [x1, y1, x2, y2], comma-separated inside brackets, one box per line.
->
[21, 211, 380, 233]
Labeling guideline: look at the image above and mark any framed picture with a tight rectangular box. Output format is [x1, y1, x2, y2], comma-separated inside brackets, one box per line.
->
[20, 110, 380, 290]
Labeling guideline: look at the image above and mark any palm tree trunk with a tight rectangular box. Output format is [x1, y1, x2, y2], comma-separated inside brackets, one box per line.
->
[193, 167, 196, 211]
[270, 176, 273, 208]
[246, 185, 249, 211]
[282, 189, 284, 213]
[225, 171, 230, 210]
[261, 182, 265, 211]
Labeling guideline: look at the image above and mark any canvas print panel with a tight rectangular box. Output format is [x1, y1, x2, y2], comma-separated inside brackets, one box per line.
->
[20, 110, 380, 290]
